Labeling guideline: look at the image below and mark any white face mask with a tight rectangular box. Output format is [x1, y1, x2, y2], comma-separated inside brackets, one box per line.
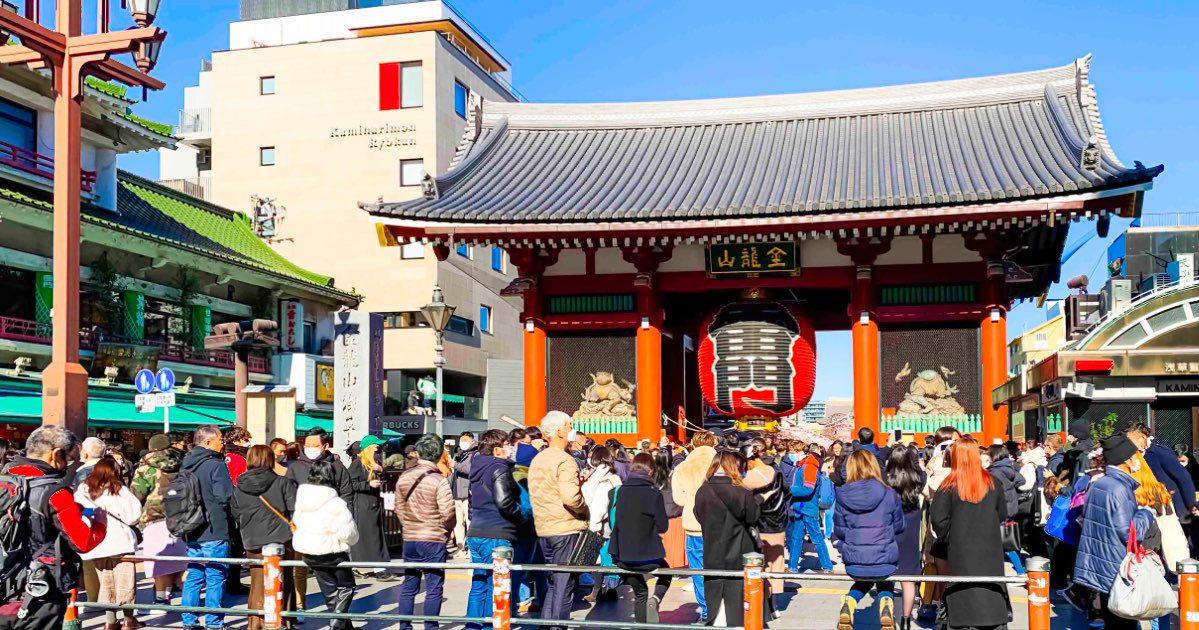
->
[1128, 458, 1142, 474]
[566, 430, 578, 443]
[460, 440, 474, 452]
[303, 447, 323, 461]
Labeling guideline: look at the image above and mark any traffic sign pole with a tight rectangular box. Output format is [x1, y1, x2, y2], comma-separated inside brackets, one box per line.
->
[164, 405, 170, 433]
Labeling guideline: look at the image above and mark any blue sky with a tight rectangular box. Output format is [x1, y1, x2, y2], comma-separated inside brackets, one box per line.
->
[119, 0, 1199, 401]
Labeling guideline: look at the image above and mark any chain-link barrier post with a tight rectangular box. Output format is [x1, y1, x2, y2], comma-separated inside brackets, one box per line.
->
[1180, 558, 1199, 630]
[263, 543, 285, 630]
[1025, 556, 1050, 630]
[493, 545, 514, 630]
[743, 552, 765, 630]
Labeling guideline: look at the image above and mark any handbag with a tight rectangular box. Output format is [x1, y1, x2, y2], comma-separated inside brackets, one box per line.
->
[1000, 520, 1021, 553]
[1109, 521, 1176, 620]
[567, 529, 606, 566]
[1157, 510, 1190, 572]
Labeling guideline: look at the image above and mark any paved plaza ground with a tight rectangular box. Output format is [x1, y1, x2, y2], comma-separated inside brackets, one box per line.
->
[76, 560, 1163, 629]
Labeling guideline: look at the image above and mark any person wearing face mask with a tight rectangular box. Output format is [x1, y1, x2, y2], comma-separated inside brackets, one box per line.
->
[222, 427, 253, 487]
[285, 427, 352, 503]
[0, 425, 106, 629]
[450, 432, 477, 558]
[463, 430, 523, 629]
[269, 439, 289, 475]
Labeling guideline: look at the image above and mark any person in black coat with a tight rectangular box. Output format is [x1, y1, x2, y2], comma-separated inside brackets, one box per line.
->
[286, 427, 353, 502]
[231, 445, 298, 630]
[346, 436, 394, 580]
[694, 451, 761, 627]
[1128, 423, 1198, 520]
[986, 444, 1026, 576]
[931, 440, 1010, 630]
[610, 454, 672, 624]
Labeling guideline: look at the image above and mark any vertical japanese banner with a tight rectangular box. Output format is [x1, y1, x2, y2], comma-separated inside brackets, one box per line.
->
[333, 311, 383, 458]
[122, 291, 145, 341]
[190, 305, 211, 349]
[280, 300, 303, 351]
[34, 271, 53, 324]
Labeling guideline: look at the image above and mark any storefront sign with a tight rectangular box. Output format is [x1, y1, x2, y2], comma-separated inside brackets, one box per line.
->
[92, 342, 159, 378]
[315, 363, 334, 403]
[1159, 379, 1199, 396]
[1179, 254, 1195, 287]
[1164, 361, 1199, 374]
[281, 300, 303, 351]
[705, 241, 799, 277]
[382, 415, 426, 434]
[329, 123, 418, 150]
[123, 291, 145, 340]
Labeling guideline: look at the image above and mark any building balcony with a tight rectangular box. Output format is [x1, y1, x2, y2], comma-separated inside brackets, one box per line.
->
[158, 173, 212, 202]
[0, 315, 268, 374]
[0, 140, 97, 193]
[177, 108, 211, 137]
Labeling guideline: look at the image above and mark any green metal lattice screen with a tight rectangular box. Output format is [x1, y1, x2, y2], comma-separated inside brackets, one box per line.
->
[547, 294, 636, 315]
[880, 283, 977, 306]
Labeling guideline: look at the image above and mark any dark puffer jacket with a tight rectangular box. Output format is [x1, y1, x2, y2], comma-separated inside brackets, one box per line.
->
[1075, 466, 1154, 593]
[832, 478, 905, 578]
[231, 467, 297, 550]
[988, 457, 1024, 519]
[180, 446, 234, 543]
[466, 454, 522, 542]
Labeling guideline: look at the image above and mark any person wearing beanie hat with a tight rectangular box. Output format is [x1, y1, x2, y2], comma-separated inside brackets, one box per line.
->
[1074, 433, 1155, 630]
[148, 433, 171, 452]
[1059, 420, 1096, 487]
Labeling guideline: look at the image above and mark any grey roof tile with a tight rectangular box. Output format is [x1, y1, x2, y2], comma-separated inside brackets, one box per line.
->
[369, 56, 1161, 224]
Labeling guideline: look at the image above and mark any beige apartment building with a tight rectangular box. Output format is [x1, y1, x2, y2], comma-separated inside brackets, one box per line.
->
[160, 0, 524, 421]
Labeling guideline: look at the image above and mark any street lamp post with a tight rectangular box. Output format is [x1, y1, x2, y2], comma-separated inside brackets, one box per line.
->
[420, 285, 455, 436]
[0, 0, 166, 436]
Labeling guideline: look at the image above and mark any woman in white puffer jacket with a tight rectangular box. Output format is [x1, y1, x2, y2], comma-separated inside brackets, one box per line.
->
[74, 457, 143, 630]
[292, 460, 359, 630]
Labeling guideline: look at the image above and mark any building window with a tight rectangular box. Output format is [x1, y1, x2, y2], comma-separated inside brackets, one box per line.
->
[0, 97, 36, 154]
[479, 305, 492, 333]
[490, 247, 505, 273]
[260, 146, 276, 166]
[379, 61, 424, 110]
[401, 242, 424, 259]
[302, 320, 316, 353]
[381, 311, 428, 329]
[454, 81, 469, 119]
[400, 159, 424, 186]
[260, 76, 275, 95]
[446, 314, 474, 336]
[456, 244, 471, 259]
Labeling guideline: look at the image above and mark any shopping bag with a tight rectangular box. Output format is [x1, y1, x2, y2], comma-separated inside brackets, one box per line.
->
[1108, 521, 1177, 620]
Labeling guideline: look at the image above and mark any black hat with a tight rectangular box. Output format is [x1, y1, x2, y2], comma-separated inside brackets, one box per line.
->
[1102, 435, 1137, 467]
[1068, 419, 1090, 441]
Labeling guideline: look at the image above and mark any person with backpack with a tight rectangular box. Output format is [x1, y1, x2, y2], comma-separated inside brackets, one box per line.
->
[463, 430, 523, 630]
[74, 457, 143, 630]
[232, 445, 298, 630]
[610, 453, 672, 623]
[0, 425, 106, 629]
[172, 424, 236, 630]
[743, 438, 788, 614]
[393, 433, 456, 630]
[786, 441, 833, 574]
[293, 459, 359, 630]
[131, 434, 186, 606]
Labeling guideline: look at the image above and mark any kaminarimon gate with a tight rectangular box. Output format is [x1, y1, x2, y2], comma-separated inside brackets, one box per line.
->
[365, 56, 1161, 446]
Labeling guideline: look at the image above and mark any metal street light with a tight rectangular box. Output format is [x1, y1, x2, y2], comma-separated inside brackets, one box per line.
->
[420, 285, 455, 436]
[0, 0, 166, 436]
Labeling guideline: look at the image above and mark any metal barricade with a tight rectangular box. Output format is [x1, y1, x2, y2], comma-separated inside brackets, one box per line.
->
[70, 550, 1073, 629]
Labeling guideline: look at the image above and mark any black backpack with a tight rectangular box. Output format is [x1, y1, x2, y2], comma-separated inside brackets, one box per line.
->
[163, 468, 207, 538]
[0, 472, 61, 602]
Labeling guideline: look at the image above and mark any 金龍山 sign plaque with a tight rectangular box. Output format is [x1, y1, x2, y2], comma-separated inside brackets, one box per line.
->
[706, 241, 800, 277]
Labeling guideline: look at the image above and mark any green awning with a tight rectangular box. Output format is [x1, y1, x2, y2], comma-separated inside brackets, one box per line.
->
[0, 378, 235, 431]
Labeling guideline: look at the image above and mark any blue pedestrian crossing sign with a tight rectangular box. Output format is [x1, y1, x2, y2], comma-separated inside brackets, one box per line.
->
[135, 369, 155, 395]
[156, 368, 176, 393]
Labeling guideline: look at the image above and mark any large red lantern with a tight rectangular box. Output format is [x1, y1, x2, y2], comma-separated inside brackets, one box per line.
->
[697, 300, 816, 417]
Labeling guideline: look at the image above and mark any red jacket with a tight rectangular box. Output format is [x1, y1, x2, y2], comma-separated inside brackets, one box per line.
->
[6, 457, 105, 555]
[225, 453, 247, 487]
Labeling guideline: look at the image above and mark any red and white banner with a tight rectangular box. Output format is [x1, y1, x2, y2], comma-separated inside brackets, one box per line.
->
[281, 300, 303, 351]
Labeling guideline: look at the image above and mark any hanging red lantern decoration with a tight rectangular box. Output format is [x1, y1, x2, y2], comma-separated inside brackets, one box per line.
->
[697, 300, 816, 418]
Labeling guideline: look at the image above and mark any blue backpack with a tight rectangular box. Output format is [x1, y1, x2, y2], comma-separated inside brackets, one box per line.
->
[816, 473, 835, 510]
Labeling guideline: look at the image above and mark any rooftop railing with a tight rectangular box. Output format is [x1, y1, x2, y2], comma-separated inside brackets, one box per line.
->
[0, 140, 97, 191]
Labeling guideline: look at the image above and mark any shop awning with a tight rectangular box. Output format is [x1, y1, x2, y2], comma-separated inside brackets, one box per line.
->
[0, 376, 236, 431]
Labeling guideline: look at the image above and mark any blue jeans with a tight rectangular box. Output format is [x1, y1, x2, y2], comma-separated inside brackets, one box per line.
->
[685, 535, 706, 619]
[787, 511, 832, 571]
[465, 537, 511, 630]
[822, 508, 834, 541]
[182, 539, 230, 629]
[398, 541, 447, 630]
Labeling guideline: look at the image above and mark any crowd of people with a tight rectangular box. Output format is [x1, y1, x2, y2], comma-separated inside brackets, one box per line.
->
[0, 411, 1195, 629]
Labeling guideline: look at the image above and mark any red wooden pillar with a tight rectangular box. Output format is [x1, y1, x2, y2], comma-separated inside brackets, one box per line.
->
[981, 260, 1009, 444]
[851, 264, 880, 436]
[522, 286, 547, 426]
[636, 284, 662, 442]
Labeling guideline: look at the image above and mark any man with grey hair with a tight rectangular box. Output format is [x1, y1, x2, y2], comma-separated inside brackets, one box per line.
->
[71, 436, 105, 487]
[0, 425, 105, 628]
[178, 424, 235, 630]
[528, 411, 587, 629]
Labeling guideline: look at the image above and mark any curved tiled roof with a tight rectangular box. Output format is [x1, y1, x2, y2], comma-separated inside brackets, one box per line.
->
[368, 56, 1161, 224]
